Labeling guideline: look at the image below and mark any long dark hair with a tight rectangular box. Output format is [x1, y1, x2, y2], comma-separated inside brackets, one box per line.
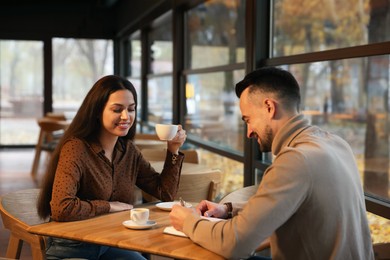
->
[37, 75, 138, 219]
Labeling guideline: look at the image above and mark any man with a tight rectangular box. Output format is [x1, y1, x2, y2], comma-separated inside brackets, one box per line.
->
[169, 67, 374, 260]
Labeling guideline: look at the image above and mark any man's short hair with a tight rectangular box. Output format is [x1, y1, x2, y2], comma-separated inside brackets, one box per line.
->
[235, 67, 301, 110]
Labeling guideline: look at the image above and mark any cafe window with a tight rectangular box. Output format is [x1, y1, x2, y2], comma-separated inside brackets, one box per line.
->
[147, 13, 173, 125]
[52, 38, 114, 119]
[184, 0, 246, 152]
[186, 0, 245, 69]
[268, 0, 390, 235]
[127, 31, 142, 122]
[186, 70, 245, 151]
[270, 0, 390, 207]
[272, 0, 385, 56]
[0, 40, 43, 146]
[182, 0, 246, 195]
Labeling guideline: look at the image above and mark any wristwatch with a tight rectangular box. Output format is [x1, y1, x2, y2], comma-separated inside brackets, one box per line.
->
[224, 202, 233, 219]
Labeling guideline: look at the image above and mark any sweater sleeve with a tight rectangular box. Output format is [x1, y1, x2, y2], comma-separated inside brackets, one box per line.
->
[182, 149, 311, 259]
[136, 149, 184, 202]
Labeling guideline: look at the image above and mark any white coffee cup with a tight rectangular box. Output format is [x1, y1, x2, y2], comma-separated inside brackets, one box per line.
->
[130, 208, 149, 225]
[155, 124, 178, 140]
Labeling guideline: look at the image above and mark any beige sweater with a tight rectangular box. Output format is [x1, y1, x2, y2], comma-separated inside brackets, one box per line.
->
[183, 114, 374, 260]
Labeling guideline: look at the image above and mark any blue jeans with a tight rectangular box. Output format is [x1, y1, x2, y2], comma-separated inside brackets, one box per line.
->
[46, 237, 147, 260]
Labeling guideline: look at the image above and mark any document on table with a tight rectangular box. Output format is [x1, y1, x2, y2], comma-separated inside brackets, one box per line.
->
[163, 216, 226, 237]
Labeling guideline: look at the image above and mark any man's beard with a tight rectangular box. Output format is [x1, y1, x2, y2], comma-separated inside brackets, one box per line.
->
[258, 125, 273, 153]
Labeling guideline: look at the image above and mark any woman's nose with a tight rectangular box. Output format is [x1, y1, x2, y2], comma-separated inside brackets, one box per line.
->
[121, 110, 129, 119]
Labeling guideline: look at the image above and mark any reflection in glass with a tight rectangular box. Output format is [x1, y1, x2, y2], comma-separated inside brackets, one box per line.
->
[149, 14, 173, 74]
[273, 0, 390, 56]
[129, 34, 141, 78]
[147, 76, 173, 124]
[128, 77, 141, 120]
[186, 0, 245, 69]
[185, 70, 245, 151]
[52, 38, 113, 117]
[0, 40, 43, 145]
[282, 55, 390, 203]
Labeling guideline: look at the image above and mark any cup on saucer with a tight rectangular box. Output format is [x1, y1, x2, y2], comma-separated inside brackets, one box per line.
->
[130, 208, 150, 225]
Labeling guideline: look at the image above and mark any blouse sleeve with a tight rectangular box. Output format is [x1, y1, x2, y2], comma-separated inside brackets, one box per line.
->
[135, 150, 184, 202]
[50, 139, 110, 221]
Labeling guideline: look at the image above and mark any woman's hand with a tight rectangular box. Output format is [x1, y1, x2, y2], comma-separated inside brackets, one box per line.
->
[167, 125, 187, 154]
[109, 201, 133, 212]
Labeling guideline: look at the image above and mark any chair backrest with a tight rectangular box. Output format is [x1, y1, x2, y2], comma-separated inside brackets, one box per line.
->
[219, 185, 259, 204]
[181, 149, 199, 164]
[142, 169, 222, 203]
[37, 117, 69, 148]
[142, 148, 200, 164]
[31, 118, 69, 180]
[0, 188, 48, 259]
[45, 112, 67, 121]
[135, 133, 160, 140]
[141, 148, 166, 161]
[174, 169, 222, 202]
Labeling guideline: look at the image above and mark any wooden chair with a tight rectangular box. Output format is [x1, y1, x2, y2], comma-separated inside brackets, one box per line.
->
[175, 169, 222, 202]
[140, 148, 166, 161]
[31, 118, 69, 181]
[45, 112, 66, 121]
[219, 185, 259, 204]
[142, 148, 200, 164]
[0, 188, 48, 260]
[135, 133, 160, 140]
[143, 169, 222, 203]
[182, 149, 200, 164]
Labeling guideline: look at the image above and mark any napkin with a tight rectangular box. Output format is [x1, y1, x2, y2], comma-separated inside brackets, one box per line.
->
[163, 226, 188, 237]
[163, 216, 226, 238]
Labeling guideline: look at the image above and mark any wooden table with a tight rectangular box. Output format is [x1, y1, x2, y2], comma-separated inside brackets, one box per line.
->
[28, 204, 224, 260]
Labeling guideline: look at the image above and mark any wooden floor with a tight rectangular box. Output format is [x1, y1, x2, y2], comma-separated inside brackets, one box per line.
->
[0, 148, 41, 260]
[0, 149, 170, 260]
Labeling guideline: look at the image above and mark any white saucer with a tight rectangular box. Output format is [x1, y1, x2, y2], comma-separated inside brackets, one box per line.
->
[155, 201, 192, 211]
[122, 220, 157, 230]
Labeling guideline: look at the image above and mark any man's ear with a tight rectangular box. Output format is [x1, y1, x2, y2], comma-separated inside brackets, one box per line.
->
[264, 98, 276, 117]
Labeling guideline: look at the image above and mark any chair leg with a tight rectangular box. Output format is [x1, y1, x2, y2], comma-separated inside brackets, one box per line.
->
[31, 131, 45, 181]
[31, 145, 44, 181]
[31, 234, 47, 260]
[6, 234, 23, 259]
[31, 247, 46, 260]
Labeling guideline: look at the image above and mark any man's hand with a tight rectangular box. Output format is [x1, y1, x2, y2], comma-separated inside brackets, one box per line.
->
[109, 201, 133, 212]
[169, 204, 197, 231]
[196, 200, 228, 218]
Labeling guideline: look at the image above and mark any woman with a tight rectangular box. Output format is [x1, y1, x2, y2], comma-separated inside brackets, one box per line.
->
[37, 75, 187, 259]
